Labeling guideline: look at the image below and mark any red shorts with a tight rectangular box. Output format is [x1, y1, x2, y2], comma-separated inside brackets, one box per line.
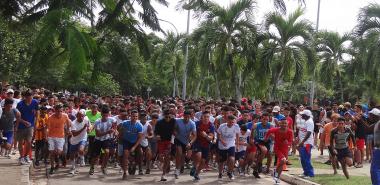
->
[274, 148, 288, 160]
[247, 145, 257, 153]
[356, 139, 365, 150]
[157, 140, 172, 155]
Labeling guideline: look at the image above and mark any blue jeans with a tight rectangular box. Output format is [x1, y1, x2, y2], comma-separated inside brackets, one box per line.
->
[371, 149, 380, 185]
[299, 144, 314, 177]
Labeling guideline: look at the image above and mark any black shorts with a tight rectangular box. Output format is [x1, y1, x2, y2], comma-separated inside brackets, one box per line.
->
[218, 147, 235, 162]
[235, 151, 246, 160]
[91, 139, 111, 158]
[123, 140, 137, 151]
[255, 140, 270, 152]
[174, 138, 187, 153]
[336, 147, 352, 161]
[192, 143, 210, 160]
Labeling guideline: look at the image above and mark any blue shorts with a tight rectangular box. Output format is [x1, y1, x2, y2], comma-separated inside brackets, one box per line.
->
[69, 141, 86, 153]
[218, 147, 235, 162]
[2, 131, 13, 145]
[235, 150, 246, 160]
[192, 144, 210, 160]
[122, 140, 137, 151]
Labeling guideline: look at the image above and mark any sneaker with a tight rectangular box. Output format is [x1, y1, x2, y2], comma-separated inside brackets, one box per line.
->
[218, 173, 223, 180]
[228, 172, 235, 180]
[298, 174, 306, 178]
[273, 171, 279, 179]
[101, 168, 108, 175]
[11, 150, 16, 155]
[274, 177, 280, 184]
[160, 175, 167, 181]
[5, 154, 11, 159]
[239, 171, 245, 176]
[175, 169, 180, 179]
[25, 157, 32, 164]
[69, 169, 75, 175]
[253, 170, 261, 178]
[190, 167, 195, 177]
[35, 160, 40, 167]
[194, 173, 200, 181]
[89, 167, 95, 175]
[138, 169, 143, 175]
[19, 158, 27, 165]
[304, 176, 311, 179]
[145, 169, 150, 174]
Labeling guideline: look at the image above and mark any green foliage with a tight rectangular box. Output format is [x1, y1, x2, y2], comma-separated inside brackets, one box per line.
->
[91, 73, 121, 96]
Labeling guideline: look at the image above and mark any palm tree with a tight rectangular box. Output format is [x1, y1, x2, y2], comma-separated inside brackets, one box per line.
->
[355, 4, 380, 97]
[188, 0, 257, 101]
[150, 32, 185, 97]
[315, 31, 351, 101]
[261, 7, 315, 100]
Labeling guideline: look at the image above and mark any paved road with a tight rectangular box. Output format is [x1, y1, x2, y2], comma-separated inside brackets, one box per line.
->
[35, 165, 290, 185]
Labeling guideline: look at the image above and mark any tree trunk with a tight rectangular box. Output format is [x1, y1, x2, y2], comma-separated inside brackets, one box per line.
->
[271, 65, 284, 101]
[214, 73, 221, 100]
[194, 76, 203, 99]
[173, 66, 176, 97]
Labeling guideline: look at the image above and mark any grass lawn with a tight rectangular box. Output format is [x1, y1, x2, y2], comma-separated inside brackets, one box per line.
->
[286, 156, 332, 169]
[311, 174, 371, 185]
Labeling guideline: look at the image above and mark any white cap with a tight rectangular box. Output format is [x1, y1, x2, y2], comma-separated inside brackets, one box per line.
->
[369, 108, 380, 116]
[78, 109, 86, 115]
[272, 106, 281, 113]
[300, 109, 313, 117]
[6, 89, 14, 94]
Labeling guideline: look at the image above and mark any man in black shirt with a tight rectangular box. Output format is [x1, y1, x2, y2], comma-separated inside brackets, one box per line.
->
[154, 110, 175, 181]
[352, 104, 367, 168]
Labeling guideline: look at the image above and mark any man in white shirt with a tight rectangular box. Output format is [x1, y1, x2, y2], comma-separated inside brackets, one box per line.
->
[0, 89, 19, 108]
[297, 109, 315, 178]
[217, 115, 240, 180]
[69, 109, 89, 174]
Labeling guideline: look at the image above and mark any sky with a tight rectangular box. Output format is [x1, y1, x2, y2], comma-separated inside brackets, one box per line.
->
[151, 0, 380, 36]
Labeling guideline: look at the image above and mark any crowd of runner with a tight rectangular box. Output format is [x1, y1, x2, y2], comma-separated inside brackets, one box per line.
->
[0, 86, 379, 184]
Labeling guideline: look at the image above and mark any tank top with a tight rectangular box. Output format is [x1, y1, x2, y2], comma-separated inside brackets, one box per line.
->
[255, 122, 272, 141]
[0, 108, 17, 131]
[140, 122, 150, 147]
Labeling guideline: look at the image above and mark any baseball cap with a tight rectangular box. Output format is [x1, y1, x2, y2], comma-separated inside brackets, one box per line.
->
[6, 89, 14, 94]
[272, 106, 281, 113]
[300, 109, 313, 117]
[369, 108, 380, 116]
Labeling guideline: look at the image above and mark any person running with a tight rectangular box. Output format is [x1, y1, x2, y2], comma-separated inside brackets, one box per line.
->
[321, 113, 339, 174]
[16, 89, 38, 165]
[351, 104, 367, 168]
[330, 117, 356, 179]
[264, 118, 293, 184]
[252, 112, 274, 174]
[0, 98, 20, 158]
[69, 109, 89, 175]
[148, 113, 159, 169]
[85, 104, 101, 163]
[89, 106, 116, 175]
[34, 106, 48, 166]
[174, 110, 197, 179]
[297, 109, 315, 178]
[191, 111, 215, 181]
[119, 110, 143, 180]
[236, 124, 251, 176]
[217, 115, 240, 180]
[365, 108, 380, 185]
[139, 111, 153, 175]
[154, 110, 175, 181]
[46, 104, 71, 174]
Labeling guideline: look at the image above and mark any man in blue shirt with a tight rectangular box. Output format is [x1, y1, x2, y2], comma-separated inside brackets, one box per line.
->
[16, 89, 38, 165]
[174, 110, 196, 179]
[120, 110, 143, 180]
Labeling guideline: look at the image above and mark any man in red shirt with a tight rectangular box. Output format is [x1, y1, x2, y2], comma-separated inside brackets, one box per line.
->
[265, 118, 293, 184]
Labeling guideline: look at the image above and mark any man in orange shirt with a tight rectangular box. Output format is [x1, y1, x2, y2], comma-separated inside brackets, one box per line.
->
[321, 113, 339, 174]
[45, 104, 71, 174]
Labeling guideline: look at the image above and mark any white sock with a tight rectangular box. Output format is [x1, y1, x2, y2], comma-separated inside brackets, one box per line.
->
[72, 158, 76, 169]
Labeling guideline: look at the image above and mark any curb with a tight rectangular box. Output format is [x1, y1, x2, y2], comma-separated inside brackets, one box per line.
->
[269, 169, 320, 185]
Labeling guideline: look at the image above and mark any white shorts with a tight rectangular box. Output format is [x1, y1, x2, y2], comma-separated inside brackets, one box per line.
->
[48, 137, 65, 151]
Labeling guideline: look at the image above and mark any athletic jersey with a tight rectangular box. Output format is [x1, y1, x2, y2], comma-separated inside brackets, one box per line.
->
[331, 127, 355, 149]
[237, 130, 251, 152]
[195, 121, 215, 148]
[140, 122, 150, 147]
[254, 122, 273, 141]
[265, 127, 293, 152]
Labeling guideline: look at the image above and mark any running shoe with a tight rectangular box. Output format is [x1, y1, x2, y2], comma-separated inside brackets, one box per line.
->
[194, 173, 200, 181]
[49, 168, 55, 175]
[190, 167, 195, 177]
[89, 167, 95, 175]
[101, 167, 108, 175]
[160, 175, 167, 181]
[253, 170, 261, 178]
[218, 173, 223, 180]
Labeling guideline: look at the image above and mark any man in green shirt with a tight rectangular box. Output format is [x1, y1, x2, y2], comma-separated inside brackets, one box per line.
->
[86, 104, 101, 162]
